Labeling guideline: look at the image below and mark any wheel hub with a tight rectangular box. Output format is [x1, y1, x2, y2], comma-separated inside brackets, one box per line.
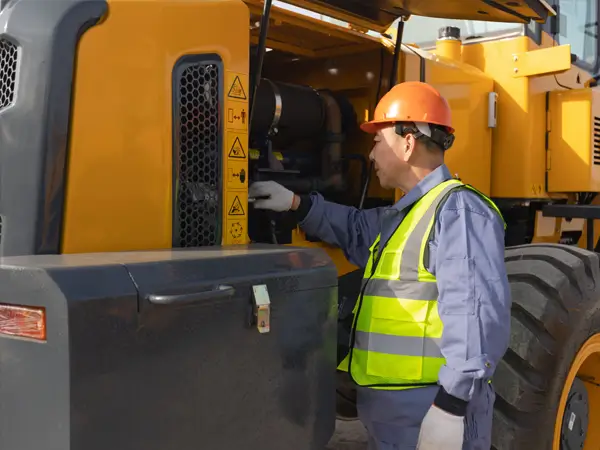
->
[560, 377, 589, 450]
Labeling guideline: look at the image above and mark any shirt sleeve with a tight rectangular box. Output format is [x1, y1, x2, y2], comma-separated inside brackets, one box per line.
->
[431, 189, 511, 409]
[295, 192, 385, 268]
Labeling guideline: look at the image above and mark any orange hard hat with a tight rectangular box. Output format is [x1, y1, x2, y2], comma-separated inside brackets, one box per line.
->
[360, 81, 454, 134]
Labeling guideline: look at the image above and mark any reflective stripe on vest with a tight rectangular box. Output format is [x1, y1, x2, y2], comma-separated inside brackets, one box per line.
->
[337, 178, 504, 390]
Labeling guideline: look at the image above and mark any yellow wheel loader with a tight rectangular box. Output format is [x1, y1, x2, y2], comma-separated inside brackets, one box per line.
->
[0, 0, 598, 449]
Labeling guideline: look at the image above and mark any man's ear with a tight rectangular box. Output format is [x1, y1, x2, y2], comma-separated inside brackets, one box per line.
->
[403, 134, 416, 162]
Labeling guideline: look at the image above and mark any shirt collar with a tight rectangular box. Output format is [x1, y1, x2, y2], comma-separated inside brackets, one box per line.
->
[391, 164, 453, 213]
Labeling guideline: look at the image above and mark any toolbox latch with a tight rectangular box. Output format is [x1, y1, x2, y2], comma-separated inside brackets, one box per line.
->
[252, 284, 271, 334]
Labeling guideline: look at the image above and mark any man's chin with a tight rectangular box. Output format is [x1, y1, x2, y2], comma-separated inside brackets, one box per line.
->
[377, 177, 392, 190]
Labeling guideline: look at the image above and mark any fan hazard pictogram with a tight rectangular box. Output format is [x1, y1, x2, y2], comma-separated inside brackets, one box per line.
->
[228, 136, 246, 159]
[229, 222, 243, 239]
[227, 76, 247, 100]
[228, 196, 245, 216]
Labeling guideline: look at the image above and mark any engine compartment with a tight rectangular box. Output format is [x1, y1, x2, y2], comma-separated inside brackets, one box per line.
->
[247, 46, 397, 245]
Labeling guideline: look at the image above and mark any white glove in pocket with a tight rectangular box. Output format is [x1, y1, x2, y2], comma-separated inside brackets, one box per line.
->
[416, 405, 464, 450]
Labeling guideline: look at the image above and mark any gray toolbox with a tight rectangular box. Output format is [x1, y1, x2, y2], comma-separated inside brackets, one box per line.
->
[0, 245, 338, 450]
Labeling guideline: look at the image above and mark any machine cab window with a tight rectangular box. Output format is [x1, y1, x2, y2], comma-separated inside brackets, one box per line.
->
[554, 0, 598, 72]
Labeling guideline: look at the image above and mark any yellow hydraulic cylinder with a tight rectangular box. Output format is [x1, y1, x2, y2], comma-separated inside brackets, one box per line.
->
[435, 26, 462, 61]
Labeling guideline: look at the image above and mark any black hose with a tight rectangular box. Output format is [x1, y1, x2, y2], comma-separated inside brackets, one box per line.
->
[249, 0, 273, 129]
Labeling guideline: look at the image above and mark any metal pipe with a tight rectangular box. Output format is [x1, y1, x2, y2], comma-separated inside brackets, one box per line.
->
[249, 0, 273, 130]
[388, 18, 405, 89]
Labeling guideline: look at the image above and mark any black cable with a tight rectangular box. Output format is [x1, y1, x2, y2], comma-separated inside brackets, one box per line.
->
[554, 74, 572, 90]
[358, 46, 386, 210]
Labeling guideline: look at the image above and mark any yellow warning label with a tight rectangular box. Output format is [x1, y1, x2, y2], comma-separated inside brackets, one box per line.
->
[228, 195, 245, 216]
[227, 161, 247, 189]
[228, 76, 247, 100]
[226, 103, 248, 131]
[225, 219, 246, 245]
[226, 72, 248, 101]
[229, 136, 246, 159]
[226, 132, 247, 161]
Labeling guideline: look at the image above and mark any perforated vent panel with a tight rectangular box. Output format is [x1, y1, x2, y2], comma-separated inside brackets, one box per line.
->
[173, 57, 222, 247]
[0, 38, 17, 111]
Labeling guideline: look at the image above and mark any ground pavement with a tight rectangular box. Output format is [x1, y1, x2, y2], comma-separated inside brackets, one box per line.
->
[326, 419, 368, 450]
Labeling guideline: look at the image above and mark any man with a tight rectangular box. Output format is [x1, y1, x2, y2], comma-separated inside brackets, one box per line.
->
[249, 81, 511, 450]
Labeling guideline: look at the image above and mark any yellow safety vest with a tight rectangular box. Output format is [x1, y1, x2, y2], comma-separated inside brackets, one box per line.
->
[338, 178, 504, 390]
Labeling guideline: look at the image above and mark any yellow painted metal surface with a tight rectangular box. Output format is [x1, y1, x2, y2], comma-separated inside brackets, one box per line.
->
[547, 88, 600, 193]
[62, 0, 249, 253]
[291, 229, 358, 277]
[512, 44, 572, 78]
[460, 36, 549, 198]
[435, 38, 462, 62]
[403, 45, 495, 196]
[530, 210, 561, 244]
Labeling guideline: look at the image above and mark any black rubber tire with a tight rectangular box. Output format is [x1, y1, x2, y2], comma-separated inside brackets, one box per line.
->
[493, 243, 600, 449]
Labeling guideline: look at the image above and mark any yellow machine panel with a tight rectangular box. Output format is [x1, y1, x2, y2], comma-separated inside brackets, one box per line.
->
[461, 36, 549, 198]
[405, 45, 495, 195]
[547, 88, 600, 193]
[61, 0, 250, 253]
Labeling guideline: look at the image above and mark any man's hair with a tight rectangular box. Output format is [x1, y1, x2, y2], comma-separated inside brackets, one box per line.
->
[421, 136, 444, 154]
[395, 122, 447, 155]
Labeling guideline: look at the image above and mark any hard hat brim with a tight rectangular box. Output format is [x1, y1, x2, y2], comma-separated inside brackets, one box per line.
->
[360, 119, 392, 134]
[360, 119, 455, 135]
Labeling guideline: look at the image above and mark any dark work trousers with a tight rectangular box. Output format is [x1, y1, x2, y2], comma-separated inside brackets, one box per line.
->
[356, 381, 494, 450]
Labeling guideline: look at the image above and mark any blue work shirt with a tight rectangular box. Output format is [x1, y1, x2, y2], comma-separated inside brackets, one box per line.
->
[297, 163, 511, 403]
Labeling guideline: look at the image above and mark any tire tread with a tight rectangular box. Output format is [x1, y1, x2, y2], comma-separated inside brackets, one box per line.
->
[493, 244, 600, 449]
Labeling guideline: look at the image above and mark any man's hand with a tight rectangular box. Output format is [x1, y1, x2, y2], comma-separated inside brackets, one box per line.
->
[416, 405, 464, 450]
[249, 181, 297, 212]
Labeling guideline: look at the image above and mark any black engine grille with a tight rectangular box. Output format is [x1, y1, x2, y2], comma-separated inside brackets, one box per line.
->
[173, 56, 222, 247]
[0, 38, 17, 111]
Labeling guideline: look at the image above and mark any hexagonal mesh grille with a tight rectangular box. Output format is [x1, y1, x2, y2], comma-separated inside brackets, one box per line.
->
[0, 38, 17, 111]
[174, 59, 222, 247]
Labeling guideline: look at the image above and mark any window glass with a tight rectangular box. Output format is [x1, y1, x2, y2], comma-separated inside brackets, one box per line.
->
[402, 17, 522, 48]
[557, 0, 597, 71]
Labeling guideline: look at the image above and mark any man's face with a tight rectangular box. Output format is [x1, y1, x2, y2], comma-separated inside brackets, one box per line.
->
[369, 126, 409, 190]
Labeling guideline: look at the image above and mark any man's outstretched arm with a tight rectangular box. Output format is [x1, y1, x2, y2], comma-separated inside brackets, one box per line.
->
[249, 181, 385, 267]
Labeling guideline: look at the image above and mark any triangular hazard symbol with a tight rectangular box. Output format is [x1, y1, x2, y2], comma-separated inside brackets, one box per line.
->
[228, 76, 247, 100]
[228, 196, 245, 216]
[228, 137, 246, 159]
